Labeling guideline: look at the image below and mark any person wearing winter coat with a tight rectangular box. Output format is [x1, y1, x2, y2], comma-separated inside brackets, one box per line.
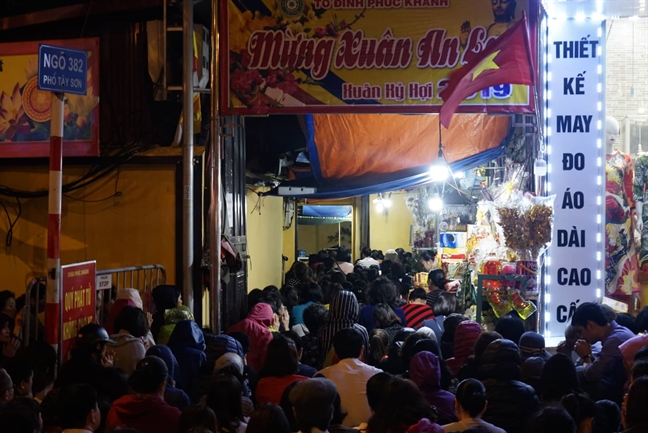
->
[442, 379, 505, 433]
[446, 321, 482, 376]
[107, 306, 149, 376]
[228, 302, 276, 372]
[106, 356, 181, 433]
[167, 320, 206, 391]
[150, 285, 182, 341]
[409, 351, 457, 425]
[479, 339, 539, 433]
[145, 345, 190, 410]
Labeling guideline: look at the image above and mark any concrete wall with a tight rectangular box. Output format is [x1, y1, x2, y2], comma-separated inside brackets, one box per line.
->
[369, 192, 413, 253]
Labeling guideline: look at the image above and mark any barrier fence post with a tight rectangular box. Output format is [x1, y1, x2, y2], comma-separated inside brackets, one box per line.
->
[46, 92, 64, 354]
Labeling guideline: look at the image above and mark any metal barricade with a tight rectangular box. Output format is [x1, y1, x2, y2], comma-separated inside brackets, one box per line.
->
[23, 264, 166, 346]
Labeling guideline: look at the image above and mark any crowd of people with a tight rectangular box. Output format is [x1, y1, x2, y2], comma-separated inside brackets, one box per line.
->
[0, 246, 647, 433]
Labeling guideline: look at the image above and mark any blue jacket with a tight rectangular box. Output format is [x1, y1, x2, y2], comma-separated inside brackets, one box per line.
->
[167, 320, 206, 391]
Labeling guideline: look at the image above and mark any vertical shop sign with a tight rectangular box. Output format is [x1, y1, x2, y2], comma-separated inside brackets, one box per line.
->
[61, 261, 96, 362]
[545, 19, 605, 338]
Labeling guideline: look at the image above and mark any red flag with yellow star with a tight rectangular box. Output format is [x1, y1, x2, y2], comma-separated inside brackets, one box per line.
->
[439, 14, 535, 128]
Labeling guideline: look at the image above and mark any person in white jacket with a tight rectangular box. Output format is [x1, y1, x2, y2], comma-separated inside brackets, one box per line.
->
[108, 306, 148, 376]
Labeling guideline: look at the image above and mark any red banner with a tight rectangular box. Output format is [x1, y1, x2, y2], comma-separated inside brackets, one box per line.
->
[61, 261, 96, 362]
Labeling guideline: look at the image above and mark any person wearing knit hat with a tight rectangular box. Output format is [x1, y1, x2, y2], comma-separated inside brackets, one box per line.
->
[0, 368, 13, 408]
[385, 249, 399, 263]
[447, 321, 482, 375]
[519, 331, 551, 361]
[290, 377, 338, 433]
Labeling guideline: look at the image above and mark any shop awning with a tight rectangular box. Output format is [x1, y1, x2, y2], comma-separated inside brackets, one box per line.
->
[270, 113, 511, 199]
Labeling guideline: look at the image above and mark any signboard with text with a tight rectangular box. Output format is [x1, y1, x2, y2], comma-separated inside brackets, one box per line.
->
[223, 0, 537, 114]
[61, 261, 96, 362]
[546, 19, 605, 338]
[38, 44, 88, 95]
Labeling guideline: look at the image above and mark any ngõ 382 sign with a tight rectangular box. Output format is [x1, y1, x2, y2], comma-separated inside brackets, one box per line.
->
[222, 0, 537, 114]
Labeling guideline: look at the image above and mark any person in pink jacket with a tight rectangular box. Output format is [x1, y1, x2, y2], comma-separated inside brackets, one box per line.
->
[228, 302, 275, 372]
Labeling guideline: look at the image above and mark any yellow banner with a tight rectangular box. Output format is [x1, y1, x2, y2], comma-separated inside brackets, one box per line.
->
[225, 0, 536, 114]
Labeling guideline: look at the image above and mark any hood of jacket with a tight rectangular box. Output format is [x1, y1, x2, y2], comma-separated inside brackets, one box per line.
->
[330, 291, 359, 322]
[247, 303, 275, 328]
[109, 332, 143, 348]
[146, 345, 180, 382]
[112, 394, 171, 421]
[409, 351, 441, 391]
[405, 418, 444, 433]
[447, 321, 482, 374]
[167, 320, 206, 352]
[116, 288, 144, 310]
[204, 333, 244, 367]
[479, 338, 522, 381]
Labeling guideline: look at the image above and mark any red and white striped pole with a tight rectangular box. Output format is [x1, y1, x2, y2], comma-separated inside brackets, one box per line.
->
[45, 92, 64, 356]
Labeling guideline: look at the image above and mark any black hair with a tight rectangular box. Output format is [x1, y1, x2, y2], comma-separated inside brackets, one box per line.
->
[206, 373, 244, 432]
[247, 289, 264, 311]
[337, 247, 351, 263]
[258, 296, 281, 315]
[128, 356, 168, 394]
[331, 392, 348, 426]
[526, 406, 576, 433]
[178, 404, 218, 433]
[322, 283, 344, 306]
[22, 340, 57, 396]
[400, 334, 431, 370]
[113, 305, 149, 338]
[56, 384, 98, 429]
[632, 359, 648, 382]
[456, 379, 487, 417]
[600, 305, 617, 323]
[303, 303, 329, 335]
[495, 314, 526, 345]
[366, 277, 397, 306]
[540, 353, 581, 403]
[615, 313, 638, 334]
[228, 331, 250, 355]
[409, 288, 427, 302]
[593, 400, 621, 433]
[391, 262, 406, 278]
[433, 292, 458, 317]
[300, 282, 324, 304]
[635, 345, 648, 362]
[333, 327, 364, 360]
[472, 331, 502, 363]
[366, 372, 393, 411]
[625, 376, 648, 428]
[380, 260, 393, 277]
[4, 356, 33, 392]
[571, 302, 609, 328]
[279, 380, 300, 431]
[419, 250, 437, 262]
[361, 246, 372, 258]
[280, 285, 299, 310]
[246, 403, 292, 433]
[261, 335, 299, 377]
[561, 393, 596, 427]
[0, 397, 41, 433]
[373, 303, 402, 329]
[368, 377, 438, 432]
[0, 290, 15, 312]
[282, 330, 303, 353]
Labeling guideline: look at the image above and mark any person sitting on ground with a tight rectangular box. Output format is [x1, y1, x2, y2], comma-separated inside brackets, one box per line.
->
[367, 376, 444, 433]
[422, 293, 459, 344]
[540, 353, 581, 404]
[227, 302, 275, 372]
[334, 247, 355, 275]
[571, 302, 634, 403]
[145, 345, 190, 410]
[5, 356, 33, 399]
[357, 247, 380, 269]
[494, 314, 526, 349]
[403, 288, 436, 329]
[318, 291, 369, 362]
[300, 303, 329, 371]
[22, 341, 56, 404]
[526, 406, 576, 433]
[107, 305, 149, 376]
[107, 356, 181, 433]
[0, 396, 42, 433]
[409, 351, 457, 425]
[255, 334, 307, 406]
[150, 285, 182, 341]
[292, 283, 324, 329]
[283, 330, 317, 378]
[167, 319, 206, 391]
[56, 384, 101, 433]
[593, 400, 621, 433]
[177, 404, 218, 433]
[0, 313, 20, 367]
[367, 329, 389, 367]
[446, 321, 482, 376]
[206, 372, 248, 433]
[440, 313, 469, 360]
[373, 303, 404, 346]
[359, 278, 406, 334]
[289, 377, 339, 433]
[621, 376, 648, 432]
[561, 393, 597, 433]
[0, 368, 14, 408]
[456, 331, 502, 381]
[519, 331, 552, 362]
[442, 379, 505, 433]
[316, 327, 383, 427]
[479, 339, 539, 433]
[246, 403, 292, 433]
[56, 323, 128, 403]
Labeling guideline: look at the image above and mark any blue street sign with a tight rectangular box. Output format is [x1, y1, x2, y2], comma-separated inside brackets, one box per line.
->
[37, 44, 88, 95]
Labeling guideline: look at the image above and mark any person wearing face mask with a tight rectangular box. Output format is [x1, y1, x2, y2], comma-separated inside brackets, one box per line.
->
[605, 115, 640, 307]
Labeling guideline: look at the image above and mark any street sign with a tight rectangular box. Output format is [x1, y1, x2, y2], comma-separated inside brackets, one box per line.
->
[61, 261, 96, 362]
[37, 44, 87, 95]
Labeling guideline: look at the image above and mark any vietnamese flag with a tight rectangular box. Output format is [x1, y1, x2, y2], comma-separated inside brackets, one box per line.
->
[439, 15, 535, 128]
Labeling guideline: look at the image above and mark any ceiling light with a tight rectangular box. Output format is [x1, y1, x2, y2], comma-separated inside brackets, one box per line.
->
[430, 149, 450, 182]
[428, 193, 443, 212]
